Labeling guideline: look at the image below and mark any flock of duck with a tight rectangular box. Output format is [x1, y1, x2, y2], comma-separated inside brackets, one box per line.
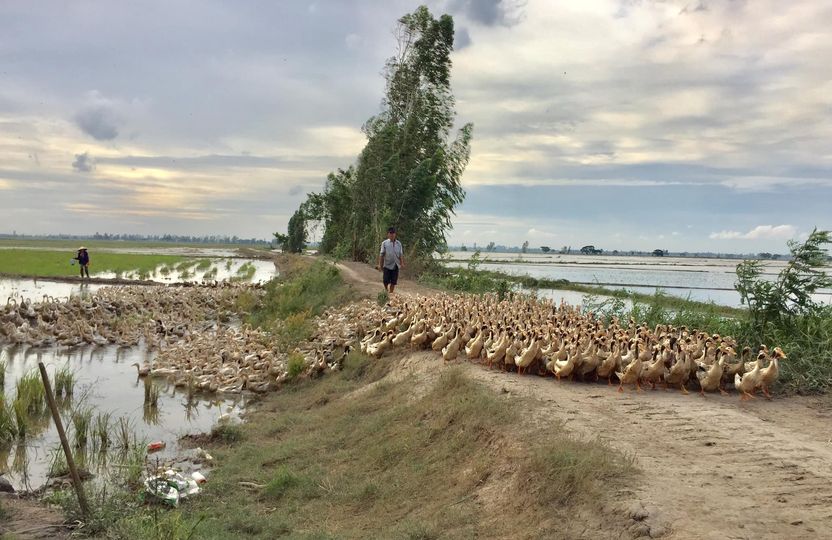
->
[359, 293, 787, 400]
[2, 282, 788, 400]
[1, 284, 374, 395]
[146, 300, 369, 394]
[1, 284, 258, 350]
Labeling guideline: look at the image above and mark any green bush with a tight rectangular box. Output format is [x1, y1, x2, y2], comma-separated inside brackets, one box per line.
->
[286, 353, 306, 380]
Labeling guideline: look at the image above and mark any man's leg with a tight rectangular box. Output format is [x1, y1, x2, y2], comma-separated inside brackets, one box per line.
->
[388, 267, 398, 294]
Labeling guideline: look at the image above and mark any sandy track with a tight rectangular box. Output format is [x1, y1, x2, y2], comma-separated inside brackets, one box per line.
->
[338, 259, 832, 539]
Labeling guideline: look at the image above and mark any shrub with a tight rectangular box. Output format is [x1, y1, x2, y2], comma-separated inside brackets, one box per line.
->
[287, 353, 306, 380]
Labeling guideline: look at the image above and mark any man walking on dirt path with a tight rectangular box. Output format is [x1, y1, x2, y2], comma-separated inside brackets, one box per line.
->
[377, 227, 404, 294]
[75, 247, 90, 279]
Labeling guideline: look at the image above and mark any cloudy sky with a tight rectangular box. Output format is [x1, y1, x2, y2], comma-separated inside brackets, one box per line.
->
[1, 0, 830, 252]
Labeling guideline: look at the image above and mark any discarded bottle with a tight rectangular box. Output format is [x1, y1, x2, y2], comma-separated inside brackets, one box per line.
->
[147, 440, 166, 452]
[191, 471, 207, 485]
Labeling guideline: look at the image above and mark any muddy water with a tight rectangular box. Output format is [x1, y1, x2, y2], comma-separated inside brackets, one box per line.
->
[0, 344, 247, 491]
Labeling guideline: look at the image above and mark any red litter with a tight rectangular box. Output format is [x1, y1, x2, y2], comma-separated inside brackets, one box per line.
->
[147, 441, 166, 452]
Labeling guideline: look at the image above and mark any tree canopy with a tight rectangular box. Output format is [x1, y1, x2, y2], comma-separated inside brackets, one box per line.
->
[294, 5, 472, 263]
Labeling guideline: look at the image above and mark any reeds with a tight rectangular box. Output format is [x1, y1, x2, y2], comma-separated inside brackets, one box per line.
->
[15, 370, 46, 416]
[0, 398, 16, 445]
[115, 415, 134, 449]
[12, 399, 28, 439]
[94, 412, 112, 450]
[0, 360, 6, 389]
[54, 366, 75, 398]
[71, 407, 93, 449]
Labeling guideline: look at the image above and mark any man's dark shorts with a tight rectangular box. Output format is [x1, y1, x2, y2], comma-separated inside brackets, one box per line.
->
[383, 266, 399, 286]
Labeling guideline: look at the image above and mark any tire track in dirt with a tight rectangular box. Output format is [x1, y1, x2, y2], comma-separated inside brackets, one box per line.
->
[465, 363, 832, 540]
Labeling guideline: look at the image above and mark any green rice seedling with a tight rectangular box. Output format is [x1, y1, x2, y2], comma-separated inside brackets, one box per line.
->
[54, 366, 76, 398]
[12, 399, 28, 440]
[225, 259, 233, 270]
[15, 370, 46, 416]
[71, 407, 93, 449]
[94, 412, 112, 450]
[48, 445, 69, 478]
[114, 415, 133, 449]
[195, 258, 212, 271]
[175, 260, 196, 272]
[159, 264, 171, 276]
[0, 398, 17, 445]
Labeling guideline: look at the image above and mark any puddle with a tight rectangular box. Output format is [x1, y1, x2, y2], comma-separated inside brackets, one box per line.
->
[0, 344, 247, 491]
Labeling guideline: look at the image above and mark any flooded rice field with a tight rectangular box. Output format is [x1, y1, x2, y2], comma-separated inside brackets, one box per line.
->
[0, 254, 278, 491]
[0, 344, 246, 491]
[0, 257, 276, 303]
[447, 252, 832, 307]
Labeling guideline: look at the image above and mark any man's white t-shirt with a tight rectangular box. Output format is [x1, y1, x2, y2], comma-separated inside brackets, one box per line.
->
[380, 239, 403, 270]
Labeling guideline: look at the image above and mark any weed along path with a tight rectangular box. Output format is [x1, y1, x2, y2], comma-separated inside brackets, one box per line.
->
[338, 259, 832, 540]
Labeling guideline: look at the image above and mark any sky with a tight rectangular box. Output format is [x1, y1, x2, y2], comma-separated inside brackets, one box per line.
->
[1, 0, 830, 253]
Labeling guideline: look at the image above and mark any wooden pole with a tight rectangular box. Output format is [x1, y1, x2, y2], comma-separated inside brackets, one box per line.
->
[37, 361, 90, 518]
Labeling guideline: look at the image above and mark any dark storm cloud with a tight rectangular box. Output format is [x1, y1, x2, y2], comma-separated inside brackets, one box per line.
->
[73, 105, 118, 140]
[448, 0, 523, 27]
[71, 152, 95, 173]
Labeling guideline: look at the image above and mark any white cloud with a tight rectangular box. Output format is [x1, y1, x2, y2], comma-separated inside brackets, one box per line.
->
[709, 225, 797, 240]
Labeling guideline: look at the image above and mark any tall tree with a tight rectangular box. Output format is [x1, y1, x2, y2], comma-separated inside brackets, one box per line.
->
[286, 209, 307, 253]
[300, 5, 472, 263]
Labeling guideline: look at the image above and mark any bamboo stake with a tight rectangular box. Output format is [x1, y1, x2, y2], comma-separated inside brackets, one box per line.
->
[38, 360, 90, 518]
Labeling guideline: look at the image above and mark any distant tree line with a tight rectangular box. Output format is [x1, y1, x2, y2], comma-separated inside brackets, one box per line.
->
[0, 232, 270, 245]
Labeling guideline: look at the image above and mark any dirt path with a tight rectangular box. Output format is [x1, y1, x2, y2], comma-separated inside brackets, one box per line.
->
[335, 260, 437, 298]
[0, 495, 70, 538]
[338, 261, 832, 540]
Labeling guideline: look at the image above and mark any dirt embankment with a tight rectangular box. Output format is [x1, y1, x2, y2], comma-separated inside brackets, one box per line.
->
[339, 258, 832, 540]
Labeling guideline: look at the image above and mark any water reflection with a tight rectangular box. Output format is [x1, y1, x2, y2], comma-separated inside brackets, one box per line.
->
[0, 343, 246, 491]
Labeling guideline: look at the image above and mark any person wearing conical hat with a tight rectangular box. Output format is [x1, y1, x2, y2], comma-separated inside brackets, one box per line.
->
[75, 247, 90, 279]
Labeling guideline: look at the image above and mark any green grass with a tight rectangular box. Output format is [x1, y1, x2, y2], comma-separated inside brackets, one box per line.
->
[250, 258, 350, 325]
[91, 359, 631, 539]
[0, 248, 187, 278]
